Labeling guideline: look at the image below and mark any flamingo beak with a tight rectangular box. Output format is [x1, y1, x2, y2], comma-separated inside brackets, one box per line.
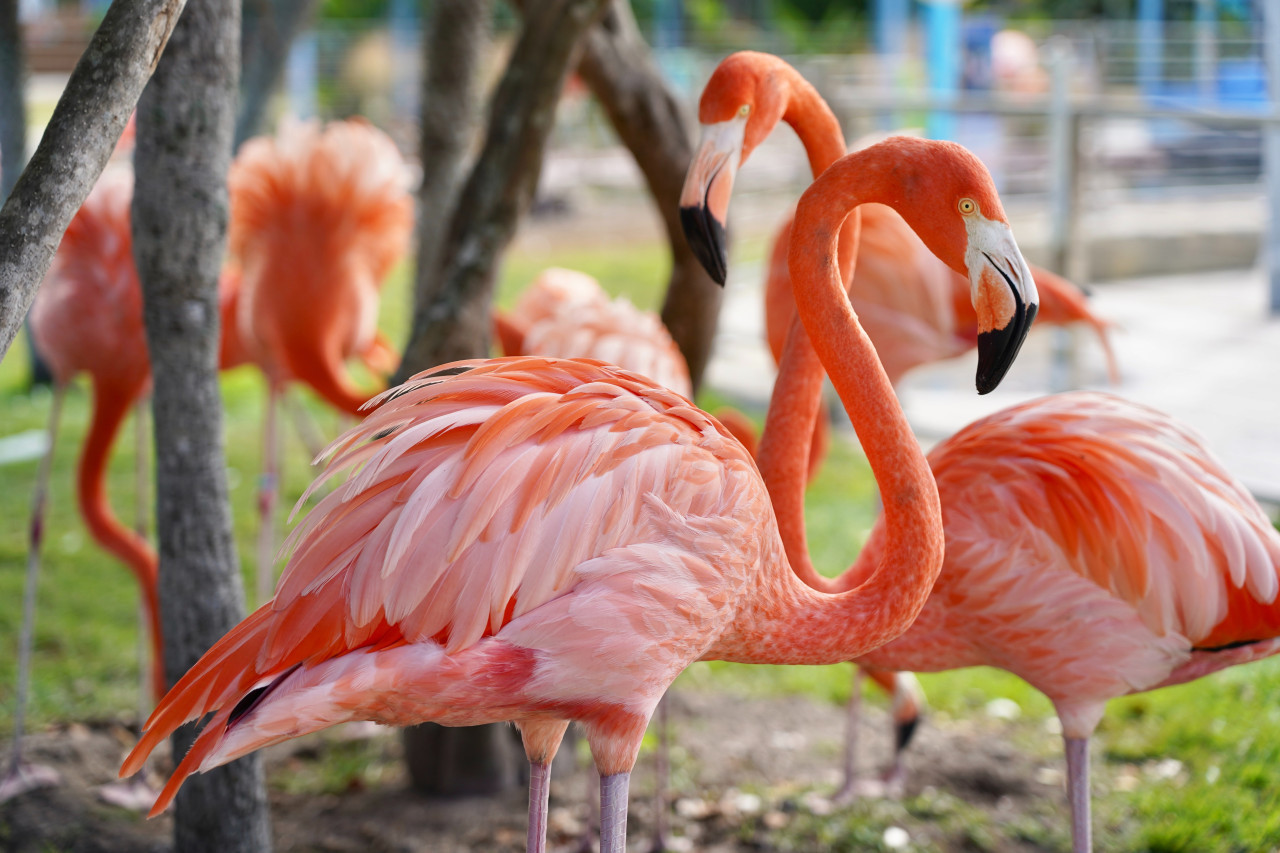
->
[966, 219, 1039, 394]
[679, 117, 747, 286]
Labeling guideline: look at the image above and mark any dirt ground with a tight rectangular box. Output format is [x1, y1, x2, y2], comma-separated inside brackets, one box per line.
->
[1, 683, 1080, 853]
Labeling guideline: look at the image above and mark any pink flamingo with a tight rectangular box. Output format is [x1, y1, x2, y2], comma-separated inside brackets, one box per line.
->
[222, 118, 413, 603]
[120, 132, 1038, 851]
[3, 169, 161, 806]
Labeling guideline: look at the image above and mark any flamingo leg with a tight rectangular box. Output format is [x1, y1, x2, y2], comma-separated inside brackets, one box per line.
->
[832, 665, 865, 803]
[98, 398, 160, 813]
[256, 383, 281, 606]
[599, 771, 631, 853]
[648, 696, 670, 853]
[527, 760, 551, 853]
[1, 386, 66, 803]
[285, 387, 327, 462]
[1064, 735, 1092, 853]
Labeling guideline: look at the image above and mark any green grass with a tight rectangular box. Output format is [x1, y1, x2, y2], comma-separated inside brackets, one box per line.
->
[4, 241, 1280, 849]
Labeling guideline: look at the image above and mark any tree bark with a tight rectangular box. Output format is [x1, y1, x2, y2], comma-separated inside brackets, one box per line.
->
[400, 0, 491, 381]
[235, 0, 317, 148]
[0, 0, 26, 201]
[133, 0, 272, 847]
[0, 0, 185, 362]
[576, 0, 723, 394]
[393, 0, 609, 381]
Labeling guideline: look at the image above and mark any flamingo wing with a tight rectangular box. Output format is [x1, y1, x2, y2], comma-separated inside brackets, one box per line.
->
[123, 357, 761, 808]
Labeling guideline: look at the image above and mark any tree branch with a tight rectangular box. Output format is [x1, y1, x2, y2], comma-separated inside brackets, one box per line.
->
[0, 0, 185, 361]
[576, 0, 723, 394]
[394, 0, 609, 380]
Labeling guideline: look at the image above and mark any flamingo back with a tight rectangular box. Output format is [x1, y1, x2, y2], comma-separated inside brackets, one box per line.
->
[932, 393, 1280, 652]
[30, 169, 150, 391]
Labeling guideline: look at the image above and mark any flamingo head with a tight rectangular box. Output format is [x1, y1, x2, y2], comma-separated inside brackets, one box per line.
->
[871, 138, 1039, 393]
[679, 52, 791, 286]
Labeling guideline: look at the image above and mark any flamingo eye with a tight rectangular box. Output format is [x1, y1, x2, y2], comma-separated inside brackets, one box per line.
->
[738, 105, 751, 118]
[958, 198, 978, 215]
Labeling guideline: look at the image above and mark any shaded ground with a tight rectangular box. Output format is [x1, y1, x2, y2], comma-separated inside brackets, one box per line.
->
[1, 685, 1080, 853]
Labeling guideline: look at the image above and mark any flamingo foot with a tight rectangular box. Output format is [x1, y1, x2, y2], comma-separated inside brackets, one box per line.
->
[0, 761, 61, 803]
[97, 773, 160, 812]
[831, 774, 896, 804]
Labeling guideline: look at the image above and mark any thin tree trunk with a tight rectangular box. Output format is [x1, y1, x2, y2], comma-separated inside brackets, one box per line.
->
[133, 0, 272, 846]
[394, 0, 609, 380]
[399, 0, 491, 383]
[576, 0, 723, 394]
[235, 0, 317, 148]
[0, 0, 185, 362]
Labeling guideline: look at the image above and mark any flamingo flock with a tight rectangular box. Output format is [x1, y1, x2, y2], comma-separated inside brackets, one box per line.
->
[1, 44, 1275, 853]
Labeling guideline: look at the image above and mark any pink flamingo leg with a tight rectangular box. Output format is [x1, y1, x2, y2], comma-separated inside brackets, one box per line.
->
[285, 387, 327, 462]
[1, 387, 66, 803]
[832, 665, 865, 803]
[527, 761, 551, 853]
[256, 384, 281, 606]
[1064, 735, 1092, 853]
[599, 771, 631, 853]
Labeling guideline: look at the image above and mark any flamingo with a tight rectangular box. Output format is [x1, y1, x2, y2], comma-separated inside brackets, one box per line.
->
[223, 118, 413, 603]
[493, 267, 693, 398]
[765, 203, 1120, 392]
[2, 169, 162, 804]
[683, 60, 1280, 853]
[119, 132, 1037, 851]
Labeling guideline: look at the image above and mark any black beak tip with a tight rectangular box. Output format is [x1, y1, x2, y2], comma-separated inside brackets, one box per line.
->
[975, 302, 1037, 395]
[680, 205, 728, 287]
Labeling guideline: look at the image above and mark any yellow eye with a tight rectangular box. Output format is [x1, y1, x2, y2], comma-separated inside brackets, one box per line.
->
[958, 198, 977, 215]
[738, 104, 751, 118]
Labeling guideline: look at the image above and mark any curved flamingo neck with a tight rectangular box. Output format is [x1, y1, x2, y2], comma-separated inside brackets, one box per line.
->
[713, 152, 945, 666]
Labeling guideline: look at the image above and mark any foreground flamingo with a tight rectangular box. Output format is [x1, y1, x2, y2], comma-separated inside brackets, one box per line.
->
[3, 169, 161, 805]
[121, 134, 1037, 851]
[223, 118, 413, 602]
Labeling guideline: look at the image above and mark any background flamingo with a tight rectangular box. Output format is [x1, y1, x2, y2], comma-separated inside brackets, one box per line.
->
[120, 133, 1037, 852]
[3, 169, 162, 807]
[222, 118, 413, 603]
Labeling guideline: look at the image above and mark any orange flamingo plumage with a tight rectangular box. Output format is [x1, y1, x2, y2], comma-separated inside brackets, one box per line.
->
[120, 128, 1038, 851]
[223, 118, 413, 602]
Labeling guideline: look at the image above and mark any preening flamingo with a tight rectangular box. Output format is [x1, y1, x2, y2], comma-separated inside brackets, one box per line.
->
[3, 169, 161, 804]
[120, 132, 1037, 851]
[837, 393, 1280, 852]
[223, 118, 413, 602]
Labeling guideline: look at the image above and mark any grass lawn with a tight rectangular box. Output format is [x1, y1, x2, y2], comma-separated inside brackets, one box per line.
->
[2, 242, 1280, 850]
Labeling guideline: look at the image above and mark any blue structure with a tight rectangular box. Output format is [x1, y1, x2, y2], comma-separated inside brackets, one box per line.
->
[921, 0, 962, 140]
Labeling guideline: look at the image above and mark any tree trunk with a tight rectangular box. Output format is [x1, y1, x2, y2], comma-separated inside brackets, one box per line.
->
[235, 0, 317, 148]
[133, 0, 272, 847]
[576, 0, 723, 394]
[399, 0, 491, 383]
[0, 0, 185, 362]
[393, 0, 609, 381]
